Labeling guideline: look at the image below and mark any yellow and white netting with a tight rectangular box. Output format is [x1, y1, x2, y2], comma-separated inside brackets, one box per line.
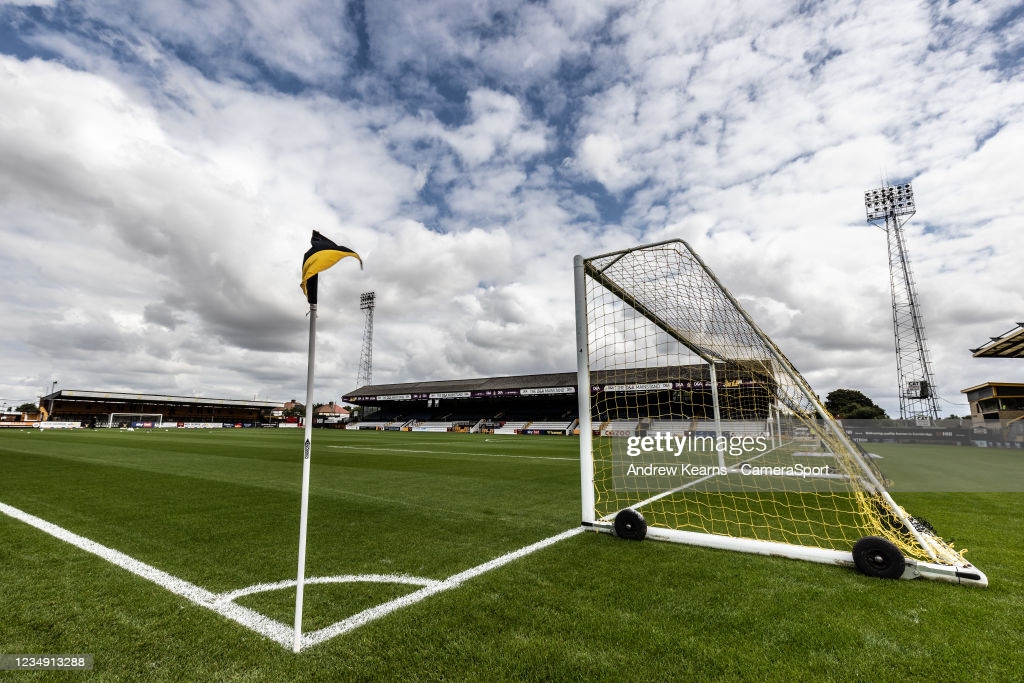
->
[580, 240, 960, 564]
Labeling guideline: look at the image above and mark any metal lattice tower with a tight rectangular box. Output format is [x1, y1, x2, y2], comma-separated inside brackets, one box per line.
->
[357, 292, 375, 388]
[864, 183, 940, 421]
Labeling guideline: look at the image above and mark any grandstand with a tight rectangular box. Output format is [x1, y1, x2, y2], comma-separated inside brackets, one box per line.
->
[971, 322, 1024, 358]
[961, 324, 1024, 446]
[343, 363, 771, 434]
[30, 364, 777, 433]
[36, 390, 281, 427]
[343, 373, 578, 432]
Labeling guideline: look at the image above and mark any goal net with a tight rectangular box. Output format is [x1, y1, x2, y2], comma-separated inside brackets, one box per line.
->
[573, 240, 985, 586]
[107, 413, 164, 429]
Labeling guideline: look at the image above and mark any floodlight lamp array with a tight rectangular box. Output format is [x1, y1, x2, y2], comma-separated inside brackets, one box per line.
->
[359, 291, 376, 310]
[864, 183, 915, 221]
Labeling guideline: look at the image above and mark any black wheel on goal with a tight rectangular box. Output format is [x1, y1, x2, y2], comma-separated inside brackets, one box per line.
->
[852, 536, 905, 579]
[614, 508, 647, 541]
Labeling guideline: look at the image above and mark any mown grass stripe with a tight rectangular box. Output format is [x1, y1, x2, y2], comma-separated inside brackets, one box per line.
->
[326, 444, 577, 460]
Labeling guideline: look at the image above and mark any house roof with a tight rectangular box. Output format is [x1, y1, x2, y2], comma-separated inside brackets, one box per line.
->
[315, 403, 349, 415]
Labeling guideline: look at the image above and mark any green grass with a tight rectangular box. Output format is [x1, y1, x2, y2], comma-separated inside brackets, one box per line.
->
[1, 428, 1022, 681]
[866, 441, 1024, 492]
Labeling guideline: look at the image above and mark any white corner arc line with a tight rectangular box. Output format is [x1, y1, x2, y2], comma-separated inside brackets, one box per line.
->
[215, 574, 442, 604]
[1, 501, 583, 652]
[303, 526, 583, 649]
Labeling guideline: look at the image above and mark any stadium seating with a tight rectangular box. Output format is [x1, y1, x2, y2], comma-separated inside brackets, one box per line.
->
[523, 421, 575, 434]
[350, 415, 582, 436]
[410, 421, 455, 432]
[650, 419, 766, 437]
[693, 419, 765, 437]
[650, 419, 693, 434]
[493, 421, 528, 435]
[350, 420, 399, 430]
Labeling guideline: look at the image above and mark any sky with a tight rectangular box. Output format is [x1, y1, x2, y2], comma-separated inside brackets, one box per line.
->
[1, 0, 1022, 416]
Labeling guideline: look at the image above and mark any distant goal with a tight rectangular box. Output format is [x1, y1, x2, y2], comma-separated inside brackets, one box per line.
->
[573, 240, 986, 586]
[107, 413, 164, 429]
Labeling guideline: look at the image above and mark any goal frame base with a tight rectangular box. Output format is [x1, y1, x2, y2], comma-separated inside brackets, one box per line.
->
[582, 522, 987, 587]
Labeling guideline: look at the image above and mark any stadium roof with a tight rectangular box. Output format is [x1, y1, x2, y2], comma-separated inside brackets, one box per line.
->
[971, 323, 1024, 358]
[344, 364, 754, 403]
[961, 381, 1024, 395]
[344, 372, 578, 401]
[40, 389, 281, 408]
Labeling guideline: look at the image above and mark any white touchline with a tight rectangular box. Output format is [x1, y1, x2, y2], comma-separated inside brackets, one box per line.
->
[0, 501, 583, 652]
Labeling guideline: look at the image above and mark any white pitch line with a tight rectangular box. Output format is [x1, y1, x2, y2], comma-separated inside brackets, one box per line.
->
[303, 526, 584, 649]
[0, 501, 293, 648]
[326, 444, 577, 461]
[1, 500, 583, 652]
[215, 574, 441, 604]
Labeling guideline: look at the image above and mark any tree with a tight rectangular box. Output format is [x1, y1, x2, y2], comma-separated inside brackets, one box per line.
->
[16, 402, 38, 413]
[824, 389, 888, 419]
[843, 404, 888, 419]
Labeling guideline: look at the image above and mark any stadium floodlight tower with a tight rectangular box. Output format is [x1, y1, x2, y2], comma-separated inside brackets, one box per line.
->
[357, 292, 375, 387]
[864, 183, 941, 422]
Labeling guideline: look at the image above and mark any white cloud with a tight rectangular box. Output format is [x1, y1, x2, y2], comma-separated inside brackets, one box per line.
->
[1, 0, 1023, 417]
[578, 132, 636, 194]
[439, 88, 549, 167]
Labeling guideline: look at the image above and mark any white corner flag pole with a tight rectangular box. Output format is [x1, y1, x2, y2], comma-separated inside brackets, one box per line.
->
[293, 301, 317, 653]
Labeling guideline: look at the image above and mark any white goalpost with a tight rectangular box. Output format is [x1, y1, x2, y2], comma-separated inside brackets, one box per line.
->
[574, 240, 986, 586]
[107, 413, 164, 429]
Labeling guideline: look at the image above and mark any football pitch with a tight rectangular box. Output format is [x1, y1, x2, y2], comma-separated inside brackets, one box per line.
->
[1, 429, 1022, 681]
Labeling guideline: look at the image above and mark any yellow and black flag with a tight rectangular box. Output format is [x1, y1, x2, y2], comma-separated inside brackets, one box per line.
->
[300, 230, 362, 304]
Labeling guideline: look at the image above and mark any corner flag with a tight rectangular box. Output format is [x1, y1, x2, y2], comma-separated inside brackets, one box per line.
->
[300, 230, 362, 304]
[294, 229, 361, 653]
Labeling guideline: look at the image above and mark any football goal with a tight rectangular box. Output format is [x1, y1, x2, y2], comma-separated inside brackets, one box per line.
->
[107, 413, 164, 429]
[573, 240, 986, 586]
